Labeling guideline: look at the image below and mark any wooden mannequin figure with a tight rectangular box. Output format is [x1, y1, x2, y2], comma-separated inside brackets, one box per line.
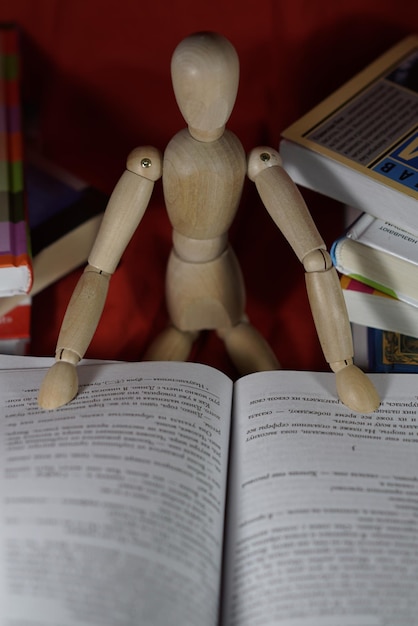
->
[38, 32, 380, 414]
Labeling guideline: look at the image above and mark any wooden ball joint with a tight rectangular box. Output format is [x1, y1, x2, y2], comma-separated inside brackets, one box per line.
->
[38, 32, 380, 414]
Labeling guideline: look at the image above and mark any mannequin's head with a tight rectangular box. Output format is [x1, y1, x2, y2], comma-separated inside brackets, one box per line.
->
[171, 31, 239, 141]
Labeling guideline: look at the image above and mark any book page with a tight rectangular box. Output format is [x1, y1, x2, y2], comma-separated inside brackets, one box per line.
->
[222, 370, 418, 626]
[0, 359, 233, 626]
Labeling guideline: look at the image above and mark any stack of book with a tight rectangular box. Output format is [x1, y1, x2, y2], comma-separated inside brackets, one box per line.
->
[0, 24, 32, 353]
[0, 152, 108, 353]
[0, 23, 108, 354]
[279, 34, 418, 372]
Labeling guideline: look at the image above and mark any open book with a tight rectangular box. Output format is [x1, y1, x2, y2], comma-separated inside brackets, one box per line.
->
[0, 356, 417, 625]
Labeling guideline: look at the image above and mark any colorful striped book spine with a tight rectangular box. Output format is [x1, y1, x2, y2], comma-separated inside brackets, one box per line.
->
[0, 23, 32, 296]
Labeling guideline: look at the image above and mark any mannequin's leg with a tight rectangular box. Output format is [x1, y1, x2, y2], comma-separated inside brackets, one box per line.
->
[144, 325, 199, 362]
[217, 319, 279, 375]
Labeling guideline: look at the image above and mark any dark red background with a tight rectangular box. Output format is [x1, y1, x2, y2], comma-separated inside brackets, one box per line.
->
[1, 0, 416, 378]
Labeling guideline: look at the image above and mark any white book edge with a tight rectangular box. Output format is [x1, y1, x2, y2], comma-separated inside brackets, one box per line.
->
[279, 138, 418, 236]
[345, 213, 418, 264]
[343, 287, 418, 338]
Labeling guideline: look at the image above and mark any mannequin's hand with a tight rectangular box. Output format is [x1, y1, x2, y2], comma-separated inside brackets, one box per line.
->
[335, 364, 380, 413]
[38, 361, 79, 409]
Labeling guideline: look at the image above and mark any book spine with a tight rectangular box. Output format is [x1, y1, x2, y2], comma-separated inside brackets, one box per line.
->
[345, 212, 376, 241]
[0, 25, 32, 286]
[330, 235, 344, 270]
[345, 210, 418, 265]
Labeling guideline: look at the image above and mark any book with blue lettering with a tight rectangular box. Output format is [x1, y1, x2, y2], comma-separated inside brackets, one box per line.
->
[0, 23, 32, 296]
[279, 35, 418, 235]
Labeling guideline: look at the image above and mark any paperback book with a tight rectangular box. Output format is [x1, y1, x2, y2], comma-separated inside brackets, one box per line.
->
[280, 35, 418, 235]
[341, 274, 418, 338]
[0, 356, 417, 624]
